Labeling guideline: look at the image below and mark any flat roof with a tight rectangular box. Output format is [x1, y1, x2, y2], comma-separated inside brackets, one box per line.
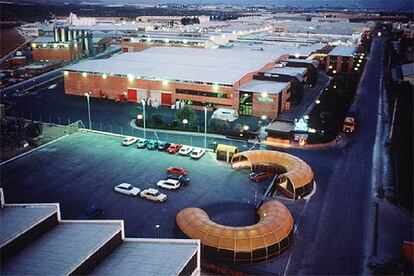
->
[266, 66, 308, 77]
[91, 239, 198, 275]
[2, 222, 122, 275]
[232, 41, 326, 57]
[0, 204, 57, 247]
[328, 45, 358, 57]
[66, 46, 289, 85]
[238, 79, 290, 94]
[266, 120, 295, 133]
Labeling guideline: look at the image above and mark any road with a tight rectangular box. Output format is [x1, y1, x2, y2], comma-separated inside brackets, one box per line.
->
[283, 36, 385, 275]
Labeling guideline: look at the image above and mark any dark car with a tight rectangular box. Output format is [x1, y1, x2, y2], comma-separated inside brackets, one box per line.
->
[158, 141, 171, 151]
[167, 174, 190, 185]
[249, 172, 274, 182]
[80, 205, 104, 219]
[136, 138, 149, 149]
[147, 140, 159, 150]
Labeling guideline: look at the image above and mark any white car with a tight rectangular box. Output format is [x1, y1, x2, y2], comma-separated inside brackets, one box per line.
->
[122, 137, 138, 146]
[140, 188, 167, 202]
[157, 179, 180, 190]
[114, 183, 141, 196]
[190, 148, 205, 159]
[178, 145, 193, 156]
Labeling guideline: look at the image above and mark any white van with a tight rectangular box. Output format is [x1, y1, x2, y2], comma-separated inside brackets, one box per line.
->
[211, 108, 238, 122]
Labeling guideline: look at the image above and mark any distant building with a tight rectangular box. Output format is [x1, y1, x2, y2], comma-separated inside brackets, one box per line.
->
[326, 45, 358, 74]
[68, 12, 96, 26]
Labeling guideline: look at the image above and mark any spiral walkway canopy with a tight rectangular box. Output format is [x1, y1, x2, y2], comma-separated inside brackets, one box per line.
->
[176, 200, 293, 263]
[231, 150, 314, 199]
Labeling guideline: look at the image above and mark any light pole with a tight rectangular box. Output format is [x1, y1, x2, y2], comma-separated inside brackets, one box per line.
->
[203, 106, 207, 149]
[141, 98, 146, 139]
[84, 92, 91, 129]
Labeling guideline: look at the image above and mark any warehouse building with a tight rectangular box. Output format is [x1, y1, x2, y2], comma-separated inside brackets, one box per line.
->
[326, 45, 359, 74]
[64, 46, 298, 118]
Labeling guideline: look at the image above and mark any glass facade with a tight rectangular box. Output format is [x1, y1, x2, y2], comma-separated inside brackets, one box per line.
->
[239, 92, 253, 116]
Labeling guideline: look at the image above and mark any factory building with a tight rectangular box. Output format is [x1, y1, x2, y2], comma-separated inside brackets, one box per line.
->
[64, 46, 298, 119]
[31, 27, 92, 62]
[326, 45, 359, 74]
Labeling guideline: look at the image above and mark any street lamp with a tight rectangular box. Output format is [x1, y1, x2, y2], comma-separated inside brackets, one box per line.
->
[243, 125, 249, 131]
[141, 98, 146, 139]
[261, 115, 267, 120]
[84, 92, 91, 129]
[182, 119, 188, 127]
[315, 99, 321, 104]
[203, 106, 207, 149]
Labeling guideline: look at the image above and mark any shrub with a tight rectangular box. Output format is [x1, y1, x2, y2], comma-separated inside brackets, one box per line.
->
[208, 118, 229, 132]
[176, 106, 196, 126]
[152, 114, 163, 127]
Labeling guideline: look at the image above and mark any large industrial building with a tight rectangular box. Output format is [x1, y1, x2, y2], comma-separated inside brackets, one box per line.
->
[64, 46, 304, 118]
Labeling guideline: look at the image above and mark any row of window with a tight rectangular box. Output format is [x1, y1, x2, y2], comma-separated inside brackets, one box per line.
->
[176, 88, 228, 98]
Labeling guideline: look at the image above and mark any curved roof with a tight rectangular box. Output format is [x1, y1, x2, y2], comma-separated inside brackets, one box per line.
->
[231, 150, 313, 189]
[176, 200, 293, 253]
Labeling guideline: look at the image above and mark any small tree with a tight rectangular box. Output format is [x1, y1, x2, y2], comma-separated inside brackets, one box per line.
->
[208, 118, 229, 132]
[232, 123, 243, 133]
[152, 114, 163, 127]
[176, 106, 196, 127]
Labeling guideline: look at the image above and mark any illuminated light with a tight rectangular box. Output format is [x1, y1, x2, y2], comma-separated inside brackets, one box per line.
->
[31, 43, 37, 48]
[308, 128, 316, 133]
[82, 72, 87, 77]
[357, 63, 361, 67]
[315, 99, 321, 104]
[63, 71, 69, 76]
[358, 59, 362, 63]
[304, 115, 309, 120]
[147, 37, 152, 42]
[42, 43, 47, 48]
[328, 65, 333, 69]
[333, 85, 337, 89]
[261, 115, 267, 120]
[294, 53, 300, 58]
[162, 79, 169, 86]
[354, 67, 359, 71]
[74, 43, 78, 48]
[232, 30, 236, 34]
[164, 38, 170, 43]
[127, 74, 135, 81]
[183, 39, 187, 44]
[212, 83, 219, 91]
[261, 92, 268, 98]
[361, 53, 365, 56]
[182, 119, 189, 124]
[332, 70, 337, 74]
[64, 44, 69, 48]
[102, 73, 107, 79]
[137, 114, 143, 120]
[53, 44, 58, 48]
[243, 125, 249, 131]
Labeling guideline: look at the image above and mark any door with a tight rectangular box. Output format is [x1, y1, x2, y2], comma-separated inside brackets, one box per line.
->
[127, 88, 137, 102]
[161, 93, 172, 106]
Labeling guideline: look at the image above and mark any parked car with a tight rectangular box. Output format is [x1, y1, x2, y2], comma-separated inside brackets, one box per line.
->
[156, 179, 181, 190]
[122, 137, 138, 146]
[140, 188, 167, 202]
[80, 205, 104, 219]
[167, 167, 187, 176]
[136, 138, 149, 149]
[190, 148, 205, 159]
[158, 141, 171, 151]
[114, 183, 141, 196]
[167, 174, 190, 185]
[249, 172, 274, 182]
[167, 143, 182, 154]
[147, 140, 159, 150]
[179, 145, 194, 156]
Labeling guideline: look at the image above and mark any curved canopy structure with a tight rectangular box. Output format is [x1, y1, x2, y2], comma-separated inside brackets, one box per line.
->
[231, 150, 313, 199]
[176, 200, 293, 263]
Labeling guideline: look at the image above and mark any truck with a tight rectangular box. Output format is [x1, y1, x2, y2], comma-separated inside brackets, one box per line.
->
[343, 106, 358, 133]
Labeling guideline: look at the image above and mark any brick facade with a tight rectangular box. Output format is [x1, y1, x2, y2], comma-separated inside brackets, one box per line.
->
[33, 42, 83, 62]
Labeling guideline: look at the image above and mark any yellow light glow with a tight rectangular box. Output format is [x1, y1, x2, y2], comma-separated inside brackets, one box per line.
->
[42, 43, 47, 48]
[82, 72, 87, 77]
[53, 44, 58, 48]
[162, 79, 169, 86]
[212, 84, 219, 91]
[261, 92, 268, 98]
[31, 43, 37, 48]
[64, 71, 69, 76]
[294, 53, 300, 58]
[328, 65, 333, 69]
[127, 74, 134, 81]
[102, 73, 107, 79]
[332, 70, 337, 74]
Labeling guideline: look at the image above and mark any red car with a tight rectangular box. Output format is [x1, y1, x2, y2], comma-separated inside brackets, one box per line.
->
[167, 167, 187, 176]
[167, 143, 182, 154]
[249, 172, 274, 182]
